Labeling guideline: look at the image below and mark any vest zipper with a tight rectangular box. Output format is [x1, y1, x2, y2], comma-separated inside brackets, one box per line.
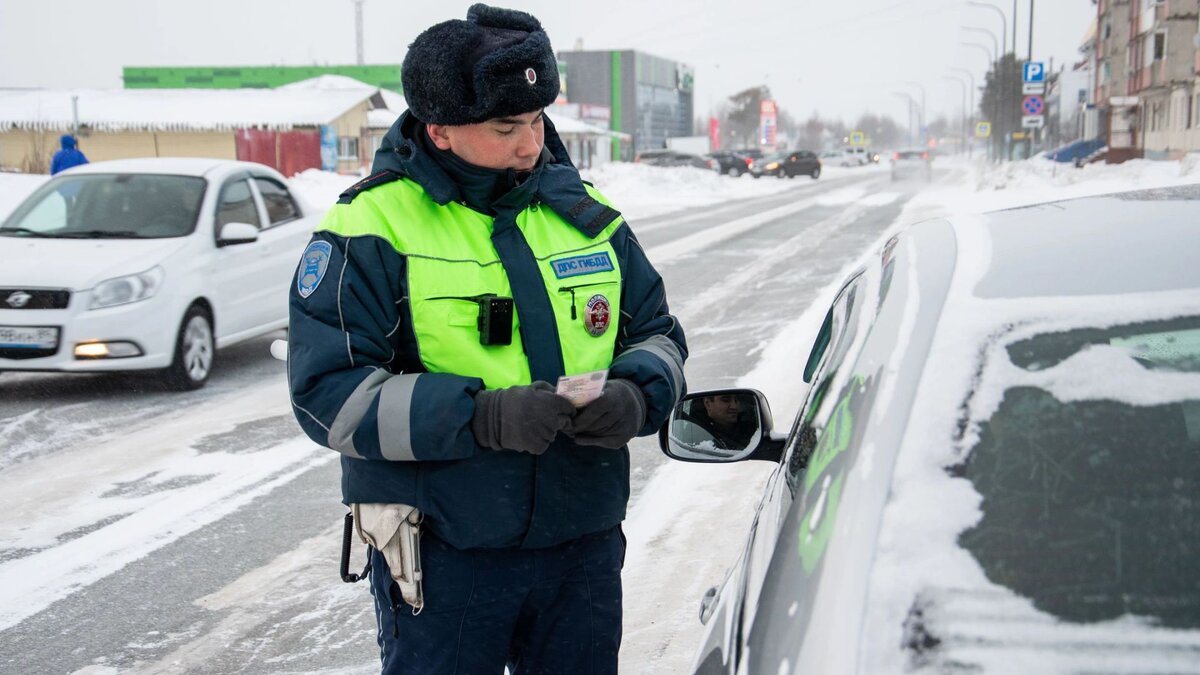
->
[557, 281, 611, 320]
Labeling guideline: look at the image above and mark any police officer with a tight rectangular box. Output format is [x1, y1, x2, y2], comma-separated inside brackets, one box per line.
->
[287, 5, 687, 674]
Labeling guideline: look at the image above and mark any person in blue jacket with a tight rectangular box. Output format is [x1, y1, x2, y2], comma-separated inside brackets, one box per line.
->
[50, 134, 88, 174]
[286, 4, 687, 674]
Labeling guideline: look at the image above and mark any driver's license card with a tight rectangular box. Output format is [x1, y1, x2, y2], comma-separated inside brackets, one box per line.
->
[555, 369, 608, 407]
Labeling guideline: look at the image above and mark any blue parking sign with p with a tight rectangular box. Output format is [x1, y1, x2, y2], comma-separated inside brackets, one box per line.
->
[1023, 62, 1045, 83]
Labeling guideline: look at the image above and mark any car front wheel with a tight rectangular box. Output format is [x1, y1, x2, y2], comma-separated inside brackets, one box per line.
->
[162, 305, 214, 391]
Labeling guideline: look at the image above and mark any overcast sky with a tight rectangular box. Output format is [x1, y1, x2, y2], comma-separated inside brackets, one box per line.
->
[1, 0, 1095, 124]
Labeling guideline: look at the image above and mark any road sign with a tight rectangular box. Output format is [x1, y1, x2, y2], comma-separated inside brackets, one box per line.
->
[849, 131, 866, 146]
[975, 121, 992, 138]
[1022, 115, 1045, 129]
[1022, 95, 1045, 116]
[1023, 61, 1045, 83]
[1023, 82, 1046, 95]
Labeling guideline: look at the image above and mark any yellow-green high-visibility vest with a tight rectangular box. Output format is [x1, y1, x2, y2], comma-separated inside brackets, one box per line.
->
[317, 177, 624, 388]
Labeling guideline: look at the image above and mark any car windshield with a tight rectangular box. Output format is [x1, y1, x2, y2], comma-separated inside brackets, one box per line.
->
[955, 315, 1200, 628]
[0, 173, 206, 239]
[896, 151, 925, 159]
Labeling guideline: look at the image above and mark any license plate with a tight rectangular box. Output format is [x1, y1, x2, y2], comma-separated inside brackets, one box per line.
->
[0, 325, 59, 349]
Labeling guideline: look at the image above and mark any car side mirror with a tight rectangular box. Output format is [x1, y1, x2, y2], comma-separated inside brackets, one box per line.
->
[217, 222, 259, 247]
[659, 388, 783, 463]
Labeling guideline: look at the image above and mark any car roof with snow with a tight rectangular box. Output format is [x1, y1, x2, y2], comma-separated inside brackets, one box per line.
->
[61, 157, 278, 178]
[741, 184, 1200, 673]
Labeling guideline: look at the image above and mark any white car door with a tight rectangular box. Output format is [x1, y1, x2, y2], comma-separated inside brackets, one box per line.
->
[211, 175, 270, 341]
[247, 175, 316, 332]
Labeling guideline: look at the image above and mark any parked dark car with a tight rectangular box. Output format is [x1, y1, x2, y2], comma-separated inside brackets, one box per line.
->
[749, 150, 821, 179]
[660, 186, 1200, 673]
[730, 148, 765, 163]
[634, 149, 718, 171]
[706, 151, 754, 177]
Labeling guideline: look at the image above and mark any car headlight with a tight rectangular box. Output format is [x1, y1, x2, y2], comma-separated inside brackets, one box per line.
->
[766, 162, 780, 170]
[89, 266, 165, 310]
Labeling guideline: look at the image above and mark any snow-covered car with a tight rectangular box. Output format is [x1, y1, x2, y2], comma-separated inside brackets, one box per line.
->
[660, 186, 1200, 673]
[891, 148, 933, 181]
[635, 149, 719, 172]
[0, 158, 320, 390]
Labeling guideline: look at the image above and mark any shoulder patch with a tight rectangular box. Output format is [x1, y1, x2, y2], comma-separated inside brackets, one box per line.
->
[337, 170, 402, 204]
[297, 241, 333, 298]
[551, 251, 615, 279]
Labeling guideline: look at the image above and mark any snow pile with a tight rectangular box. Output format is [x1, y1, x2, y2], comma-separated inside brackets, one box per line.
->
[894, 154, 1200, 228]
[288, 169, 359, 212]
[581, 162, 802, 220]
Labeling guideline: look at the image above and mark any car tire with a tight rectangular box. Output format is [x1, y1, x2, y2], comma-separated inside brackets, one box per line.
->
[162, 305, 214, 391]
[810, 167, 821, 179]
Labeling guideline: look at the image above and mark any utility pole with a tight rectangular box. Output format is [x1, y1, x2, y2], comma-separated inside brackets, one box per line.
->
[1027, 0, 1035, 158]
[1027, 0, 1034, 61]
[354, 0, 365, 66]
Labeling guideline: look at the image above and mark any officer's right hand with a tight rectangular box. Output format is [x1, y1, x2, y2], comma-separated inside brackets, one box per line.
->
[471, 381, 576, 455]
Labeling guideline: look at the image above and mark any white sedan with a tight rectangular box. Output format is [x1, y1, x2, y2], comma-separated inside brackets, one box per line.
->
[0, 158, 320, 389]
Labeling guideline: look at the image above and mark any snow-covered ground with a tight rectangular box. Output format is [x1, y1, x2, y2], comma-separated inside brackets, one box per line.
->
[2, 154, 1199, 673]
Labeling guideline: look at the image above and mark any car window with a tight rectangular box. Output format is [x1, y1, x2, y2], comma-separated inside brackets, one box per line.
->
[784, 274, 866, 496]
[216, 178, 261, 230]
[1, 174, 204, 239]
[955, 315, 1200, 628]
[253, 177, 300, 226]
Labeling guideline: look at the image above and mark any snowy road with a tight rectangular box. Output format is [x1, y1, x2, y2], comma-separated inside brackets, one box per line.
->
[0, 165, 934, 674]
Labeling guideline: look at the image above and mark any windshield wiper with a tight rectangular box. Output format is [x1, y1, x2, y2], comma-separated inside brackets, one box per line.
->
[53, 230, 145, 239]
[0, 227, 55, 237]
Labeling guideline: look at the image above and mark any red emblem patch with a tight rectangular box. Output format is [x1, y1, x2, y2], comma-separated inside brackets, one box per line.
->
[524, 67, 537, 85]
[583, 294, 610, 337]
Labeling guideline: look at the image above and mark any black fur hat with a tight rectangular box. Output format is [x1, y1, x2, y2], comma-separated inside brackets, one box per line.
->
[401, 4, 560, 125]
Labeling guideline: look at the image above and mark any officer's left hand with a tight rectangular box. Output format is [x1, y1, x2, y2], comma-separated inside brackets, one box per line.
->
[568, 379, 646, 449]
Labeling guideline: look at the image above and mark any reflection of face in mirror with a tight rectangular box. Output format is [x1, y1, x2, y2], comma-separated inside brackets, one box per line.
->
[670, 393, 760, 459]
[704, 394, 742, 429]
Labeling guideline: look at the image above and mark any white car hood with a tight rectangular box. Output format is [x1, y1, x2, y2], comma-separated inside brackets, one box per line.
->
[0, 237, 189, 290]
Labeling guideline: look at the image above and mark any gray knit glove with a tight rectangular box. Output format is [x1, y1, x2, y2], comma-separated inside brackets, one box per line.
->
[568, 379, 647, 449]
[471, 381, 577, 455]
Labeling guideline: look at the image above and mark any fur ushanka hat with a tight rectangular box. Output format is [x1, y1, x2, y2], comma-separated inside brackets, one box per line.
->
[401, 4, 561, 125]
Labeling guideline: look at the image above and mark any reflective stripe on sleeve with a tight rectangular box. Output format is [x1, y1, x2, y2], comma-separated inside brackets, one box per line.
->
[377, 373, 419, 461]
[328, 368, 392, 458]
[618, 334, 685, 401]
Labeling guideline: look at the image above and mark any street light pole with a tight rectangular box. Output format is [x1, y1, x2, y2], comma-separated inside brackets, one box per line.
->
[904, 81, 927, 141]
[951, 67, 978, 158]
[966, 2, 1007, 62]
[943, 75, 969, 156]
[892, 92, 916, 145]
[961, 41, 1001, 161]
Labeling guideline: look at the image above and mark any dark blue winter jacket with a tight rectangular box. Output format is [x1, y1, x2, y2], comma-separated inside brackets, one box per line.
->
[50, 135, 89, 175]
[287, 112, 687, 550]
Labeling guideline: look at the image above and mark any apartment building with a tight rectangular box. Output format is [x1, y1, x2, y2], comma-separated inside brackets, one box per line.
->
[1095, 0, 1200, 159]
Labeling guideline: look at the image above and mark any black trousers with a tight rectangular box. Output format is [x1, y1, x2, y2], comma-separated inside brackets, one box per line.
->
[369, 525, 626, 675]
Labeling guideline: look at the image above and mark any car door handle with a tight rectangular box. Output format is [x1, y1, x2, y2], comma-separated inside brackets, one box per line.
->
[699, 585, 719, 624]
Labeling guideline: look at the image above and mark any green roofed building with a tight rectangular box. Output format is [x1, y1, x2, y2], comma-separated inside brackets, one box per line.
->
[123, 65, 402, 92]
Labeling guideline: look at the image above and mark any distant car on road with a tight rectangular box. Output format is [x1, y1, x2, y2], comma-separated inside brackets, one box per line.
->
[635, 149, 718, 172]
[706, 151, 754, 177]
[660, 185, 1200, 674]
[891, 148, 933, 181]
[750, 150, 821, 179]
[0, 158, 320, 390]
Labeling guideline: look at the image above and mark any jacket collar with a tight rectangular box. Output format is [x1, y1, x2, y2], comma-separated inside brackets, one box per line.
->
[370, 111, 619, 237]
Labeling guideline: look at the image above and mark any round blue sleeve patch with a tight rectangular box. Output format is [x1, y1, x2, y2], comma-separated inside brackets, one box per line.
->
[297, 240, 333, 298]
